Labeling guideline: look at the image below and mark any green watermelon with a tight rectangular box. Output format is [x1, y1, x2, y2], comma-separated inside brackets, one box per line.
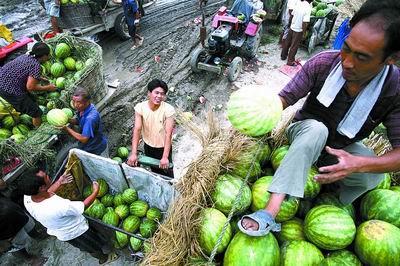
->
[140, 219, 158, 238]
[199, 208, 232, 256]
[316, 2, 328, 10]
[19, 114, 33, 127]
[270, 145, 289, 170]
[47, 91, 61, 100]
[112, 157, 123, 163]
[360, 189, 400, 227]
[230, 149, 262, 181]
[36, 95, 47, 106]
[90, 203, 106, 219]
[63, 57, 76, 71]
[2, 115, 18, 129]
[115, 231, 129, 248]
[54, 43, 71, 59]
[12, 124, 30, 136]
[275, 217, 305, 244]
[303, 166, 321, 199]
[117, 147, 129, 159]
[143, 241, 151, 254]
[316, 9, 327, 17]
[84, 199, 100, 216]
[374, 173, 391, 189]
[304, 205, 356, 250]
[122, 188, 138, 204]
[83, 185, 92, 198]
[314, 193, 355, 220]
[122, 215, 141, 233]
[0, 128, 12, 139]
[130, 200, 149, 217]
[62, 108, 74, 119]
[130, 236, 143, 251]
[50, 62, 66, 77]
[321, 250, 362, 266]
[276, 196, 299, 222]
[223, 232, 280, 266]
[46, 100, 56, 110]
[102, 207, 120, 227]
[211, 174, 252, 215]
[114, 204, 129, 219]
[10, 134, 27, 144]
[226, 86, 283, 137]
[75, 60, 84, 71]
[47, 109, 68, 126]
[56, 77, 66, 89]
[280, 240, 324, 265]
[96, 179, 109, 197]
[146, 207, 163, 221]
[256, 142, 271, 165]
[296, 199, 312, 219]
[355, 220, 400, 266]
[391, 186, 400, 193]
[113, 193, 124, 207]
[100, 194, 114, 207]
[40, 65, 47, 76]
[42, 60, 52, 74]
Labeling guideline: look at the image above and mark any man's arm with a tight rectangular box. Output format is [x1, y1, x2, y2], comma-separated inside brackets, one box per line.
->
[61, 125, 89, 144]
[83, 182, 99, 208]
[160, 116, 175, 169]
[127, 112, 142, 166]
[47, 173, 73, 194]
[26, 76, 57, 92]
[302, 22, 309, 38]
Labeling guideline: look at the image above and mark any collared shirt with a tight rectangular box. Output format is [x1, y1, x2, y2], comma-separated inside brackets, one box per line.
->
[77, 103, 107, 155]
[279, 51, 400, 149]
[0, 54, 41, 96]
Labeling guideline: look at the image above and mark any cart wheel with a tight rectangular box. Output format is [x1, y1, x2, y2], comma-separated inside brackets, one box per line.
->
[227, 57, 243, 82]
[242, 27, 262, 59]
[190, 47, 207, 73]
[114, 13, 131, 41]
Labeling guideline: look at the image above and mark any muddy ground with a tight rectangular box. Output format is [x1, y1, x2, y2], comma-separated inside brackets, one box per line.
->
[1, 0, 327, 264]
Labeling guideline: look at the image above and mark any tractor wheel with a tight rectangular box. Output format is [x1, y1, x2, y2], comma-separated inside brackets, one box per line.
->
[190, 47, 207, 73]
[114, 13, 131, 41]
[242, 27, 262, 59]
[227, 57, 243, 82]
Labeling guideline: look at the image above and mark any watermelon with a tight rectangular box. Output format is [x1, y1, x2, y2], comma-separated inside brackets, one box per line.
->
[226, 86, 283, 137]
[62, 108, 74, 119]
[321, 250, 362, 266]
[130, 236, 143, 251]
[355, 220, 400, 266]
[280, 240, 324, 265]
[83, 185, 92, 198]
[130, 200, 149, 217]
[100, 194, 114, 207]
[374, 173, 391, 189]
[90, 203, 106, 219]
[117, 147, 129, 159]
[314, 193, 355, 220]
[2, 115, 18, 129]
[275, 217, 305, 244]
[114, 204, 130, 219]
[54, 43, 71, 59]
[50, 62, 66, 77]
[304, 205, 356, 250]
[47, 109, 69, 126]
[63, 57, 76, 71]
[47, 91, 61, 100]
[75, 60, 84, 71]
[230, 149, 262, 181]
[360, 189, 400, 227]
[256, 142, 271, 165]
[199, 208, 232, 256]
[316, 2, 327, 10]
[36, 95, 46, 106]
[115, 231, 129, 248]
[143, 241, 151, 254]
[84, 199, 100, 216]
[223, 232, 280, 266]
[211, 174, 252, 215]
[46, 100, 56, 110]
[316, 9, 327, 17]
[122, 188, 138, 204]
[0, 128, 12, 139]
[140, 219, 158, 238]
[122, 215, 141, 233]
[270, 145, 289, 170]
[42, 60, 52, 74]
[113, 193, 124, 207]
[275, 197, 299, 222]
[10, 134, 27, 144]
[96, 179, 109, 197]
[391, 186, 400, 193]
[146, 207, 163, 221]
[112, 157, 123, 163]
[19, 114, 33, 127]
[56, 77, 66, 89]
[304, 166, 321, 199]
[12, 124, 30, 136]
[296, 199, 312, 219]
[102, 207, 120, 227]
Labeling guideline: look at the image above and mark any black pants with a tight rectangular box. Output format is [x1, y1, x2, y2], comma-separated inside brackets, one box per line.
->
[144, 143, 174, 178]
[67, 227, 108, 261]
[0, 91, 42, 118]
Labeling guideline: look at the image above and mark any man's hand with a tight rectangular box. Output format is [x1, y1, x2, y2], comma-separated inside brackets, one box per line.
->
[127, 154, 138, 167]
[48, 84, 57, 92]
[314, 146, 360, 184]
[159, 157, 169, 169]
[55, 125, 68, 131]
[59, 173, 73, 184]
[92, 181, 100, 193]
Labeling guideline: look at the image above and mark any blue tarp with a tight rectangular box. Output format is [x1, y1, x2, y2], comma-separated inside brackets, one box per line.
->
[333, 18, 351, 50]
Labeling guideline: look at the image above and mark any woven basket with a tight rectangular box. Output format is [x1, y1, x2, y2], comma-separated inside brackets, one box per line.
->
[58, 4, 95, 29]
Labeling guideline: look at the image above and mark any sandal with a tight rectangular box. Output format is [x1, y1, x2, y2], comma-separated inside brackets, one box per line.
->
[238, 210, 281, 237]
[99, 252, 119, 265]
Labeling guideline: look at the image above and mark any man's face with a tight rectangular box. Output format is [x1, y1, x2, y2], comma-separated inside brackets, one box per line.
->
[72, 95, 89, 112]
[36, 170, 51, 192]
[340, 21, 390, 83]
[148, 87, 166, 106]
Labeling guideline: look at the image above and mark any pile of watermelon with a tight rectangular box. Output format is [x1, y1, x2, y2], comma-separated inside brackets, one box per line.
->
[310, 0, 341, 17]
[112, 146, 130, 163]
[60, 0, 89, 5]
[83, 178, 163, 253]
[196, 142, 400, 265]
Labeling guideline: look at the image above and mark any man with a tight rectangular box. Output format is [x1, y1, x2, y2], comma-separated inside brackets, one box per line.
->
[278, 0, 299, 45]
[280, 0, 312, 66]
[0, 42, 56, 127]
[21, 168, 117, 264]
[59, 87, 108, 156]
[122, 0, 144, 50]
[127, 79, 175, 177]
[43, 0, 62, 34]
[240, 0, 400, 236]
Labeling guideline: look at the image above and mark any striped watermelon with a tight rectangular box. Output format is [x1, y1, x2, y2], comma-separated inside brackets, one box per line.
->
[321, 250, 362, 266]
[10, 134, 27, 144]
[122, 188, 138, 204]
[130, 236, 143, 251]
[56, 77, 66, 89]
[256, 142, 271, 165]
[96, 179, 109, 197]
[360, 189, 400, 227]
[54, 43, 71, 59]
[304, 205, 356, 250]
[90, 203, 106, 219]
[2, 115, 18, 129]
[130, 200, 149, 217]
[275, 217, 305, 244]
[276, 196, 299, 222]
[102, 207, 120, 227]
[199, 208, 232, 256]
[12, 124, 30, 136]
[223, 232, 280, 266]
[50, 62, 66, 77]
[63, 57, 76, 70]
[304, 166, 321, 199]
[114, 204, 129, 219]
[113, 193, 124, 207]
[314, 193, 355, 220]
[355, 220, 400, 266]
[122, 215, 140, 233]
[117, 146, 129, 159]
[19, 114, 33, 127]
[62, 108, 74, 119]
[212, 174, 252, 215]
[0, 128, 12, 139]
[140, 219, 157, 238]
[280, 240, 324, 265]
[374, 173, 391, 189]
[47, 109, 68, 126]
[75, 60, 84, 71]
[100, 194, 114, 207]
[115, 231, 129, 248]
[230, 150, 262, 181]
[271, 145, 289, 170]
[146, 207, 162, 221]
[296, 199, 312, 219]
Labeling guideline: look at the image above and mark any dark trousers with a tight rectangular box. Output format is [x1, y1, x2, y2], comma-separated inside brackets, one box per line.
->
[281, 29, 303, 64]
[144, 143, 174, 178]
[67, 227, 108, 261]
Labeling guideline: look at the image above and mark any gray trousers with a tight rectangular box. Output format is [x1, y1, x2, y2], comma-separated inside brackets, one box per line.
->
[268, 119, 385, 204]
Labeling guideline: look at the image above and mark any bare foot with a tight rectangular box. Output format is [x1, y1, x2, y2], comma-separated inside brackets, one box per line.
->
[241, 217, 259, 231]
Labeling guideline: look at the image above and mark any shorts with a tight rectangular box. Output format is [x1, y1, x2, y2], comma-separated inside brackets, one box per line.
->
[0, 91, 42, 118]
[44, 0, 60, 17]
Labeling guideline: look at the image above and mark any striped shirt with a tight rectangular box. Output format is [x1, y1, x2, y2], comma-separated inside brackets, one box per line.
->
[279, 51, 400, 148]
